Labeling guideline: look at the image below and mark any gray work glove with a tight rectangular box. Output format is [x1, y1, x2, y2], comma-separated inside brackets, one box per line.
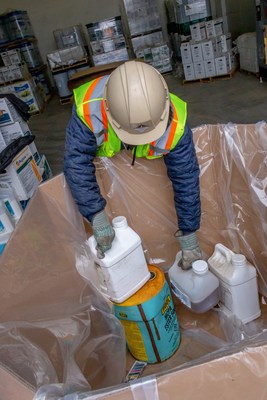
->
[91, 210, 115, 259]
[175, 231, 202, 270]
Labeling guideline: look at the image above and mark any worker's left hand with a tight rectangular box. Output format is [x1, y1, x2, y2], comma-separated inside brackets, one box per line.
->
[175, 231, 202, 270]
[91, 210, 115, 258]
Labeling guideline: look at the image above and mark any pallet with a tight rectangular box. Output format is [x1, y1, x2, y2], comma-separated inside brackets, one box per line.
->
[51, 58, 89, 73]
[60, 95, 73, 105]
[183, 67, 237, 84]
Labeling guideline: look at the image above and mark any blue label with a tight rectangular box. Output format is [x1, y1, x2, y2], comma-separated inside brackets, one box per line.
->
[0, 220, 4, 232]
[4, 200, 14, 216]
[0, 242, 6, 254]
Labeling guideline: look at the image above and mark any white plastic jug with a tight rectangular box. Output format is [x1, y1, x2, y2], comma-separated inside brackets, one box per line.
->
[168, 252, 220, 313]
[208, 243, 261, 324]
[0, 200, 14, 234]
[87, 216, 150, 303]
[0, 185, 23, 224]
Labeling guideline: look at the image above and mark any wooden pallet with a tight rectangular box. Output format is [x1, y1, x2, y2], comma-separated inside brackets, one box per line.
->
[60, 95, 73, 105]
[183, 67, 237, 84]
[51, 58, 89, 73]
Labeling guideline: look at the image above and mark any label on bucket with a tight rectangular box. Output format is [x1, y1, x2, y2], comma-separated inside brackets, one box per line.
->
[114, 275, 180, 364]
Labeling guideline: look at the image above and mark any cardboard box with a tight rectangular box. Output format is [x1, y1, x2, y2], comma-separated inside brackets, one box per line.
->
[215, 53, 231, 75]
[190, 21, 206, 42]
[204, 59, 216, 77]
[0, 145, 42, 201]
[205, 18, 224, 38]
[190, 43, 203, 62]
[0, 49, 22, 66]
[183, 63, 195, 80]
[201, 39, 217, 60]
[194, 61, 205, 79]
[217, 33, 232, 54]
[1, 123, 267, 399]
[180, 42, 192, 64]
[93, 48, 129, 66]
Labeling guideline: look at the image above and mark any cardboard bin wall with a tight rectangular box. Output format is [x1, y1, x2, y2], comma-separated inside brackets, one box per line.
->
[0, 123, 266, 399]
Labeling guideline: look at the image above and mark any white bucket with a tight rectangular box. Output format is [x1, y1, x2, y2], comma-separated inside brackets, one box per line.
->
[87, 216, 150, 303]
[53, 72, 72, 98]
[208, 243, 261, 324]
[168, 252, 220, 313]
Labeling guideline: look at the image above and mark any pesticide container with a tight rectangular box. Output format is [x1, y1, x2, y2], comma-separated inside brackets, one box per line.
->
[19, 42, 43, 69]
[5, 11, 35, 41]
[87, 216, 150, 303]
[208, 243, 261, 324]
[168, 252, 220, 313]
[53, 71, 72, 98]
[0, 185, 23, 224]
[114, 264, 180, 363]
[0, 200, 15, 235]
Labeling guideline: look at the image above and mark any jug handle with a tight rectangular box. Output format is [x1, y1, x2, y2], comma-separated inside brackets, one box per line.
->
[214, 243, 233, 263]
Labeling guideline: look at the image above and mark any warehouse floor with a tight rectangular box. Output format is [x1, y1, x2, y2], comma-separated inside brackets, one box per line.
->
[29, 70, 267, 176]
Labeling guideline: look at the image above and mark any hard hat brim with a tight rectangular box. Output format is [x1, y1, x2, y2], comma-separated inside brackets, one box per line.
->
[108, 106, 170, 146]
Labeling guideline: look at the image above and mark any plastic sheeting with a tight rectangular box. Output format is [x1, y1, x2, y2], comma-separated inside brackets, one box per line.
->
[0, 176, 126, 393]
[0, 123, 267, 399]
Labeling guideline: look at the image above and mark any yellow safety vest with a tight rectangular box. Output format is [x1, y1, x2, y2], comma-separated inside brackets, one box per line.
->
[74, 75, 187, 158]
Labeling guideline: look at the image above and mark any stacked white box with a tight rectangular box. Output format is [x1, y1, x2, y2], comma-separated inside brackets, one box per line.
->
[205, 18, 224, 39]
[181, 42, 192, 64]
[194, 61, 205, 79]
[191, 43, 203, 62]
[204, 59, 216, 77]
[183, 63, 195, 81]
[181, 17, 236, 80]
[190, 22, 206, 42]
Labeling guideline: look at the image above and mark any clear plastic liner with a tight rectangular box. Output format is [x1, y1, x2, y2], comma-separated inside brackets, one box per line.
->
[1, 123, 267, 399]
[0, 175, 126, 393]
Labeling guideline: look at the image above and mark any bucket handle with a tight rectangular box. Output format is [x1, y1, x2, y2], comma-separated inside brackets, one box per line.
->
[214, 243, 234, 263]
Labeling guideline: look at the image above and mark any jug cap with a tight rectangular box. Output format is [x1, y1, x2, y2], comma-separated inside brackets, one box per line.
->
[192, 260, 208, 275]
[112, 216, 128, 229]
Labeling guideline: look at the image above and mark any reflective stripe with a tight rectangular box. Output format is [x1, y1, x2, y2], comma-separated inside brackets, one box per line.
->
[101, 99, 108, 142]
[166, 104, 178, 149]
[82, 77, 102, 130]
[75, 80, 187, 159]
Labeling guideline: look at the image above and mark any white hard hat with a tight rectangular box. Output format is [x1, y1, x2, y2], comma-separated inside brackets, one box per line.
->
[103, 61, 170, 145]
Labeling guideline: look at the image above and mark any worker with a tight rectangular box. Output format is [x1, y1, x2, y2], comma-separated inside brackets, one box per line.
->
[64, 60, 201, 270]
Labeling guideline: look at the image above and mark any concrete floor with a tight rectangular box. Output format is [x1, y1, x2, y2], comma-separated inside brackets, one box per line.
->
[29, 70, 267, 176]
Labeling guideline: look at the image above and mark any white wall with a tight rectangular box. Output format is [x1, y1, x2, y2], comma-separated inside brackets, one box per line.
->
[0, 0, 121, 61]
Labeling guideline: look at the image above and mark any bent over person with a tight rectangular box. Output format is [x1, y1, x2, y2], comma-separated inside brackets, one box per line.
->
[64, 60, 202, 270]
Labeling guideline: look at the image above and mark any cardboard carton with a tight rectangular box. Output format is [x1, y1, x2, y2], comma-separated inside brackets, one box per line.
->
[0, 123, 267, 399]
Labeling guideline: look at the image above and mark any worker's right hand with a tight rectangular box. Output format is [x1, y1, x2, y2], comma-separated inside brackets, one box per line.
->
[91, 210, 115, 258]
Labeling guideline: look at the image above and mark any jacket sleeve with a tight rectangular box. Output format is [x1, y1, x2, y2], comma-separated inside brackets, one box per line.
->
[63, 105, 106, 222]
[163, 120, 201, 234]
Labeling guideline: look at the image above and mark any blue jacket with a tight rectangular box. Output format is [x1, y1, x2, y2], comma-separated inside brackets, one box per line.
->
[64, 105, 201, 234]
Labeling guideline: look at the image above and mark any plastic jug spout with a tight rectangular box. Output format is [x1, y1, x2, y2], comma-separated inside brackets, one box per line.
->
[112, 216, 128, 229]
[232, 254, 247, 268]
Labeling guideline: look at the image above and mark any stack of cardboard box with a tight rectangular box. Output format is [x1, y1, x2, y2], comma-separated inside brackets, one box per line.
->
[181, 18, 237, 81]
[0, 97, 52, 254]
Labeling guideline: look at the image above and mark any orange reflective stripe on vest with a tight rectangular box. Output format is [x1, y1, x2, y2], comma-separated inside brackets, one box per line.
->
[101, 99, 108, 142]
[148, 102, 178, 157]
[82, 77, 102, 130]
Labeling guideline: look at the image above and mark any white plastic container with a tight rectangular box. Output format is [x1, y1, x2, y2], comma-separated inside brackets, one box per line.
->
[0, 200, 14, 234]
[168, 252, 220, 313]
[0, 185, 23, 224]
[208, 243, 261, 324]
[87, 216, 150, 303]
